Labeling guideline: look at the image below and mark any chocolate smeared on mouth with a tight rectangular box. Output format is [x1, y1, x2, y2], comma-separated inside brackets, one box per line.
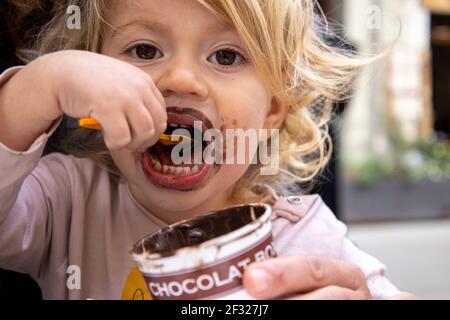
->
[141, 106, 217, 190]
[166, 106, 214, 132]
[146, 106, 213, 168]
[133, 204, 266, 257]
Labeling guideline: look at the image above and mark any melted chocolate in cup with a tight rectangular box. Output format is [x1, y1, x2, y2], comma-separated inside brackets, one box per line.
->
[130, 203, 276, 300]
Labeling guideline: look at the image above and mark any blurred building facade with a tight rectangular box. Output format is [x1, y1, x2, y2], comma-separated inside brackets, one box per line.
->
[342, 0, 432, 165]
[340, 0, 450, 222]
[340, 1, 450, 299]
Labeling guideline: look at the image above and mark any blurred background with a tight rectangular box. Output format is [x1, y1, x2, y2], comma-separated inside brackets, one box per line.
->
[0, 0, 449, 299]
[316, 0, 450, 299]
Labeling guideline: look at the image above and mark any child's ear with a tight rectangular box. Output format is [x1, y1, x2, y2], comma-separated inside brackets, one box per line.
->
[263, 96, 288, 130]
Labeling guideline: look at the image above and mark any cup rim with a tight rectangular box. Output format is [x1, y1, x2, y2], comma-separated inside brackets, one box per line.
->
[130, 202, 272, 261]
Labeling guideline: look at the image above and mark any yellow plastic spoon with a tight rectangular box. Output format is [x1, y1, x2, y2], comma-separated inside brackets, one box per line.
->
[78, 117, 193, 145]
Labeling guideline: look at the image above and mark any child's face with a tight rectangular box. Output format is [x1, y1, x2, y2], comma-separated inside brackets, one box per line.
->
[102, 0, 286, 222]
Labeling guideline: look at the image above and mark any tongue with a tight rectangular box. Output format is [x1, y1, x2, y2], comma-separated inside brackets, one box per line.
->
[153, 143, 175, 166]
[153, 142, 201, 167]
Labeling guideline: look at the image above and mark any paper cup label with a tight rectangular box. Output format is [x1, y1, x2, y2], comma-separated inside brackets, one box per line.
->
[142, 233, 276, 300]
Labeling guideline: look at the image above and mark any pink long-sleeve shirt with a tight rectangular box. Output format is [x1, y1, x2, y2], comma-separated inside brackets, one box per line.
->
[0, 67, 400, 300]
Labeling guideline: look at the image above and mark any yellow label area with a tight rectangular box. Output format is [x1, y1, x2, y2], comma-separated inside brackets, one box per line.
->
[121, 267, 152, 300]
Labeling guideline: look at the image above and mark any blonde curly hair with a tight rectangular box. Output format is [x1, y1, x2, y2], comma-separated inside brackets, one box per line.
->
[12, 0, 365, 202]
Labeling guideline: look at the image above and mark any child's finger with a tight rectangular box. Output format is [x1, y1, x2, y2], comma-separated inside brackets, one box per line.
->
[150, 84, 166, 114]
[144, 90, 167, 133]
[99, 113, 132, 151]
[125, 104, 157, 151]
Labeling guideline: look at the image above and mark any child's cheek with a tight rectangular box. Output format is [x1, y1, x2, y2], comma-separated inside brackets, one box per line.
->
[221, 110, 265, 131]
[221, 118, 239, 129]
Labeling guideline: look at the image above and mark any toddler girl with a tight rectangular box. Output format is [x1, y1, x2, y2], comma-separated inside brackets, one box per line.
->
[0, 0, 411, 299]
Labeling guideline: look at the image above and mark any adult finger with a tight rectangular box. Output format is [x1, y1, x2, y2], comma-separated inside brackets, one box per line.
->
[388, 292, 416, 300]
[288, 285, 369, 300]
[243, 255, 370, 299]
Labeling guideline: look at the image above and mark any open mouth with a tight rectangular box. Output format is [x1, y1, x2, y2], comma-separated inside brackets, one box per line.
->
[142, 107, 215, 191]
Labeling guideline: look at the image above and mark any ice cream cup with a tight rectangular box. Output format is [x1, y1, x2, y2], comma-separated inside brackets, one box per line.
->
[130, 203, 276, 300]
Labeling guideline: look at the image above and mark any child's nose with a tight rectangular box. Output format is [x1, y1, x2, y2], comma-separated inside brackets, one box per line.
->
[156, 57, 208, 100]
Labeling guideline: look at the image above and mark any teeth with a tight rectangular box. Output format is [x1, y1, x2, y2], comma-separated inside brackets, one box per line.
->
[191, 165, 200, 174]
[168, 123, 192, 129]
[175, 167, 183, 175]
[151, 157, 162, 172]
[156, 164, 202, 176]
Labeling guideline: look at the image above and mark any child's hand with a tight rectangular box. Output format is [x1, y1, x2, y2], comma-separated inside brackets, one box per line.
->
[243, 255, 372, 300]
[52, 50, 167, 151]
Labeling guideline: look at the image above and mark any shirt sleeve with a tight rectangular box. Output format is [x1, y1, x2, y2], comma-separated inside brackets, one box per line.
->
[271, 194, 401, 300]
[340, 238, 400, 299]
[0, 66, 67, 277]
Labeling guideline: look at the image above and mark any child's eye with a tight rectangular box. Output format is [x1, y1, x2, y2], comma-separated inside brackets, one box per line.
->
[208, 49, 246, 67]
[128, 44, 163, 60]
